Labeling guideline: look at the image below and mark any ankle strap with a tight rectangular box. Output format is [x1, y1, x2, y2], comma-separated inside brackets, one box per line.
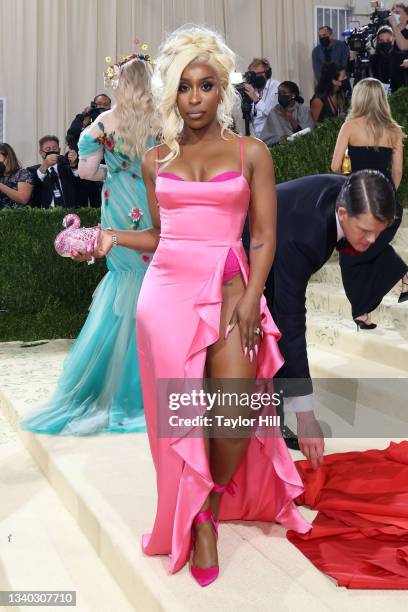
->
[212, 478, 237, 496]
[193, 507, 218, 532]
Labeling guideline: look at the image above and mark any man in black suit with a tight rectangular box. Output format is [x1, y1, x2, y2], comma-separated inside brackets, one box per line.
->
[66, 94, 111, 208]
[28, 135, 79, 208]
[244, 170, 396, 465]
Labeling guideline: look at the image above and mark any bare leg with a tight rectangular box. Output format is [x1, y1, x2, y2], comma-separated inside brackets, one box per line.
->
[192, 273, 258, 569]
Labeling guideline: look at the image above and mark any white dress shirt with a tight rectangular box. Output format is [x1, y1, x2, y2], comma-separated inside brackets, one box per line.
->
[252, 78, 280, 137]
[37, 162, 78, 207]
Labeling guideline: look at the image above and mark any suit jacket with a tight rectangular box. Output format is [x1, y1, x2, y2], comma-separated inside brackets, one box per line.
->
[28, 157, 79, 208]
[243, 173, 347, 396]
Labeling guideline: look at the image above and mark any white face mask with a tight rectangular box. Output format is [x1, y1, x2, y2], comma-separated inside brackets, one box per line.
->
[393, 12, 401, 25]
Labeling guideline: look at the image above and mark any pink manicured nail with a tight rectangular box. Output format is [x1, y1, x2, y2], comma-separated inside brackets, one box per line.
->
[249, 349, 254, 363]
[224, 324, 232, 340]
[254, 344, 259, 356]
[244, 346, 248, 358]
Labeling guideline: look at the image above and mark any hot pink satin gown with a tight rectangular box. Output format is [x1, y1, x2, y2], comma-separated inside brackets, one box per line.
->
[136, 137, 311, 574]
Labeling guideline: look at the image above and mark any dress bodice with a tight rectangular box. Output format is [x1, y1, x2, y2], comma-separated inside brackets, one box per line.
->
[348, 145, 393, 177]
[155, 174, 250, 243]
[154, 136, 250, 244]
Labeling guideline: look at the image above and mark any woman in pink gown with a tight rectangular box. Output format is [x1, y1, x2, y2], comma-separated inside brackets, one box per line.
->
[94, 25, 313, 586]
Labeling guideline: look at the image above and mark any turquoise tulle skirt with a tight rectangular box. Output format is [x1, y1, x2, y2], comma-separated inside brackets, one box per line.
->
[20, 128, 153, 436]
[20, 269, 147, 435]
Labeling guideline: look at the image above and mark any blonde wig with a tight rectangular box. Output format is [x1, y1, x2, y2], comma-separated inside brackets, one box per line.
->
[114, 58, 155, 158]
[152, 25, 239, 162]
[347, 78, 405, 147]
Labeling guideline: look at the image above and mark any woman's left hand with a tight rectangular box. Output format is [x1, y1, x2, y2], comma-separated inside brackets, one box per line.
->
[225, 291, 261, 362]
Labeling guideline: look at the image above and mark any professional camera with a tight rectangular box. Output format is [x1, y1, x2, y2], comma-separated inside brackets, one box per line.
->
[344, 8, 391, 82]
[44, 151, 70, 165]
[84, 101, 104, 122]
[234, 71, 259, 136]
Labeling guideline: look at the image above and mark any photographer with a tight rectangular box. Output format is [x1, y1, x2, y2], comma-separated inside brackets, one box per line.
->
[388, 3, 408, 51]
[312, 26, 349, 82]
[0, 143, 33, 208]
[65, 94, 110, 208]
[66, 94, 111, 146]
[242, 58, 280, 138]
[28, 135, 79, 208]
[371, 26, 408, 92]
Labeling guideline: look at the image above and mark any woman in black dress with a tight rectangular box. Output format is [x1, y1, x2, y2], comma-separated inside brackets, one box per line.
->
[331, 77, 407, 329]
[310, 62, 348, 124]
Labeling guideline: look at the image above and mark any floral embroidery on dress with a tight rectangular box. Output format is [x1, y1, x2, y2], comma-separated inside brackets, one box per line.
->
[93, 123, 132, 164]
[104, 188, 110, 205]
[140, 253, 151, 264]
[129, 207, 143, 229]
[93, 122, 116, 154]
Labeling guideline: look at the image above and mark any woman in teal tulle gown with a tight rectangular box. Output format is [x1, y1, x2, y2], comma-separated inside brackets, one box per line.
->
[20, 56, 154, 435]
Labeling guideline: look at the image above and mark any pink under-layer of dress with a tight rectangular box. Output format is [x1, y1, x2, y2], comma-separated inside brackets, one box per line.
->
[136, 136, 311, 574]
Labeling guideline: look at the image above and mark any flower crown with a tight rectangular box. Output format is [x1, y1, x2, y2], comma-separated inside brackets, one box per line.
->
[103, 41, 153, 89]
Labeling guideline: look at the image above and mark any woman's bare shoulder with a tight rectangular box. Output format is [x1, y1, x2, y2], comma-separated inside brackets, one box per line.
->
[142, 143, 170, 177]
[242, 135, 272, 166]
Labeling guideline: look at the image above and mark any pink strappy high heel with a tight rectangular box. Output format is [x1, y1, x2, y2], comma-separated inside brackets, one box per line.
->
[190, 479, 237, 586]
[190, 507, 219, 587]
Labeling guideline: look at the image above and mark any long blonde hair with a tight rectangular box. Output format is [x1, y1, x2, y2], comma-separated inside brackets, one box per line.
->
[347, 78, 405, 146]
[114, 58, 155, 158]
[152, 25, 239, 162]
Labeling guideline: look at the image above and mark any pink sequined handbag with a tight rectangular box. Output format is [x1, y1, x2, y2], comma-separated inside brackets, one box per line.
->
[54, 214, 101, 258]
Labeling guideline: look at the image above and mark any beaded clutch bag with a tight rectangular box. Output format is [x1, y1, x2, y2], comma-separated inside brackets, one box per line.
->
[54, 214, 101, 257]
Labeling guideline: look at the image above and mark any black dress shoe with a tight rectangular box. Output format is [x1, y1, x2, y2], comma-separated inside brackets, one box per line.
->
[280, 425, 300, 450]
[398, 291, 408, 304]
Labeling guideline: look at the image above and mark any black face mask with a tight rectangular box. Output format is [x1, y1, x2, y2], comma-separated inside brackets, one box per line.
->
[254, 75, 267, 89]
[377, 42, 393, 54]
[278, 94, 293, 108]
[0, 162, 6, 177]
[319, 36, 330, 48]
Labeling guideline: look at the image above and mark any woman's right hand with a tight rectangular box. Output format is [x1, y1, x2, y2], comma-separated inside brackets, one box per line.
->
[70, 229, 113, 261]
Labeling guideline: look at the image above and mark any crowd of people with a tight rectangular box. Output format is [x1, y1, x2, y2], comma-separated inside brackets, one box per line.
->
[1, 3, 408, 210]
[13, 9, 408, 591]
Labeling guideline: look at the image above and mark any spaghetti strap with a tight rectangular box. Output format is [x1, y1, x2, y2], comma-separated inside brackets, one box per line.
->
[154, 146, 159, 179]
[239, 136, 244, 176]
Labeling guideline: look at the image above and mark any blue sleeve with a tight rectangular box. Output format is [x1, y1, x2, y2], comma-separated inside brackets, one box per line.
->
[78, 122, 105, 158]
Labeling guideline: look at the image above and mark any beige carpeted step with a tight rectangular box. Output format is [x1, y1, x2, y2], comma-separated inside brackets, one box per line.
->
[307, 346, 408, 439]
[306, 312, 408, 371]
[1, 341, 408, 611]
[0, 413, 135, 612]
[307, 282, 408, 329]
